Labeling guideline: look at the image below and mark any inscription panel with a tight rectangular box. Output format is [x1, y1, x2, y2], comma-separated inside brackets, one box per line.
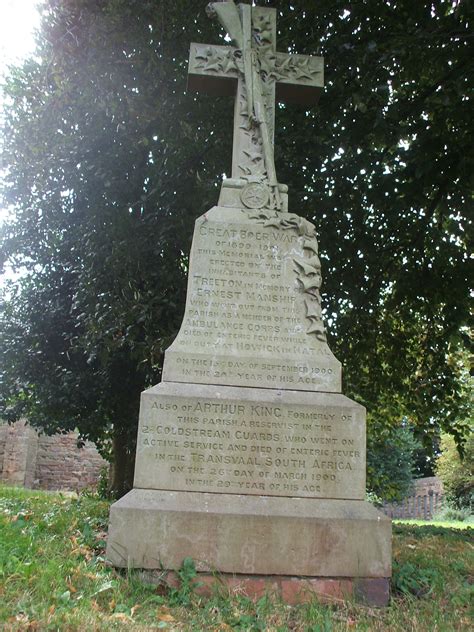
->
[163, 207, 341, 392]
[134, 387, 365, 499]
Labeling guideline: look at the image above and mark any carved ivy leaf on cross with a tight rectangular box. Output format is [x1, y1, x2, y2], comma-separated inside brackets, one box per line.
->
[195, 47, 237, 75]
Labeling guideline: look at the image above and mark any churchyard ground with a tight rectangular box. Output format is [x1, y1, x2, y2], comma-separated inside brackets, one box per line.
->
[1, 486, 472, 631]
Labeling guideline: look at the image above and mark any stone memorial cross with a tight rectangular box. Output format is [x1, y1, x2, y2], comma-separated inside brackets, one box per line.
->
[188, 1, 324, 210]
[106, 3, 392, 605]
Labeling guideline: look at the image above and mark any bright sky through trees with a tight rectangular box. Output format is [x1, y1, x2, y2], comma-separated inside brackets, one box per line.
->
[0, 0, 40, 70]
[1, 0, 41, 268]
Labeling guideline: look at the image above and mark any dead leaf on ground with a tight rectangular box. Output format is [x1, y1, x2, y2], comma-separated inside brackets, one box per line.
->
[158, 613, 176, 622]
[110, 613, 131, 622]
[12, 513, 33, 522]
[157, 607, 176, 622]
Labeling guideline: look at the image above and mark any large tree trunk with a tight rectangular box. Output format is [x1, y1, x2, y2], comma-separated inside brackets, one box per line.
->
[109, 429, 136, 498]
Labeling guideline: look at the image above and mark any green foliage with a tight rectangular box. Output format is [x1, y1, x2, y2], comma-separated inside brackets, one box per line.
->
[367, 423, 420, 502]
[436, 432, 474, 510]
[434, 504, 473, 523]
[1, 0, 472, 492]
[96, 466, 113, 501]
[392, 560, 438, 597]
[365, 491, 383, 507]
[168, 557, 201, 607]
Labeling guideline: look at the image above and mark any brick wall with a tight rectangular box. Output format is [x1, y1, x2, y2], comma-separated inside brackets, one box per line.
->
[0, 419, 107, 492]
[0, 423, 8, 480]
[382, 477, 444, 520]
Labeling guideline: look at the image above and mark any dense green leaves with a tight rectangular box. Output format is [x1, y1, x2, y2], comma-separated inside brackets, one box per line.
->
[436, 433, 474, 510]
[1, 0, 472, 496]
[367, 424, 421, 502]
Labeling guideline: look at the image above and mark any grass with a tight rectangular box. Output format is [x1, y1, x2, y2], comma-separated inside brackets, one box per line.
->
[0, 485, 472, 631]
[395, 518, 473, 530]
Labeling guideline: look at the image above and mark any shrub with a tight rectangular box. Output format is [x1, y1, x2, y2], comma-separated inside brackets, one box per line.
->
[435, 433, 473, 510]
[434, 504, 473, 523]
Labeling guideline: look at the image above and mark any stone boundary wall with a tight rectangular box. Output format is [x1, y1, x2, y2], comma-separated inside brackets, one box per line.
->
[0, 419, 107, 491]
[381, 477, 444, 520]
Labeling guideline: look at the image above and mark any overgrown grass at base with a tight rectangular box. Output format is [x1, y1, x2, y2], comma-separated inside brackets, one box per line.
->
[1, 485, 472, 631]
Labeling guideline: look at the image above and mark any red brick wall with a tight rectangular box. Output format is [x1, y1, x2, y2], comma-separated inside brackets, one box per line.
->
[0, 423, 7, 478]
[0, 420, 107, 492]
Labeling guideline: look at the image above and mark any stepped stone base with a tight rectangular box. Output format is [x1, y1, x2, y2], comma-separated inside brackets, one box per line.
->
[106, 489, 391, 602]
[138, 570, 390, 607]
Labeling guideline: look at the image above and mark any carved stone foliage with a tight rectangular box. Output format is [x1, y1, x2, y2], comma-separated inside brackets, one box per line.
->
[193, 45, 322, 87]
[193, 46, 239, 75]
[243, 209, 327, 342]
[252, 12, 273, 50]
[191, 31, 321, 196]
[272, 55, 322, 83]
[237, 83, 266, 178]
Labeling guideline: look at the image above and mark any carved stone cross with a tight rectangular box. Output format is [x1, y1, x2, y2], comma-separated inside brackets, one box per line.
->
[188, 2, 324, 210]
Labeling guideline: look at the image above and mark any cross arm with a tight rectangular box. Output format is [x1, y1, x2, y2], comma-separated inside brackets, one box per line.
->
[188, 43, 324, 105]
[272, 53, 324, 106]
[188, 43, 239, 97]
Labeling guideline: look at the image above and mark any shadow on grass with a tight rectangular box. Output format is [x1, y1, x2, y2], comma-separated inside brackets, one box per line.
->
[393, 522, 473, 542]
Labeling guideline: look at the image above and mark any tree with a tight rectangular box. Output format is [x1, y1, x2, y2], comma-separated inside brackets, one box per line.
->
[1, 0, 472, 496]
[436, 432, 473, 510]
[367, 423, 421, 502]
[1, 0, 224, 495]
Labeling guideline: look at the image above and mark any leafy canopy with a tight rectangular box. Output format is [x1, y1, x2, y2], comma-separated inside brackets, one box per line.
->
[1, 0, 472, 495]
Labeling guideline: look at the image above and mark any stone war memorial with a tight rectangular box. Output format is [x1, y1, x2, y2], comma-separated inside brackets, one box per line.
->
[107, 1, 392, 605]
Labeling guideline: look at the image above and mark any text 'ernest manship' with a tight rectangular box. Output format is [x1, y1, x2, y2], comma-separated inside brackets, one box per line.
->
[178, 221, 317, 356]
[135, 397, 365, 499]
[164, 217, 342, 391]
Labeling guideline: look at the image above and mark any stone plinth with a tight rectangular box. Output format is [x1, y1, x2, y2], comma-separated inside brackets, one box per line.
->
[107, 377, 391, 605]
[107, 489, 391, 579]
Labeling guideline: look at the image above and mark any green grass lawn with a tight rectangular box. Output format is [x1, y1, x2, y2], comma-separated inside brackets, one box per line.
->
[394, 518, 473, 530]
[0, 486, 472, 631]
